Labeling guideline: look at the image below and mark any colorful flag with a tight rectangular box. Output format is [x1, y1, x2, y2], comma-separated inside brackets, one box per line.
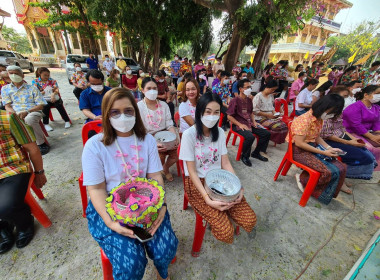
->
[311, 45, 326, 61]
[304, 51, 309, 60]
[207, 54, 215, 61]
[354, 53, 371, 65]
[348, 50, 358, 63]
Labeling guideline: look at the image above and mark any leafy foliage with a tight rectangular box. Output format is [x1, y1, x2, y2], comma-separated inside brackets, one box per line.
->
[2, 25, 32, 54]
[327, 20, 380, 63]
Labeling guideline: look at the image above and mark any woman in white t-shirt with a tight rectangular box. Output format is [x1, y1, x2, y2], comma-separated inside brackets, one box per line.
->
[295, 79, 318, 116]
[137, 77, 179, 182]
[178, 78, 200, 134]
[311, 80, 333, 104]
[82, 88, 177, 280]
[179, 93, 256, 244]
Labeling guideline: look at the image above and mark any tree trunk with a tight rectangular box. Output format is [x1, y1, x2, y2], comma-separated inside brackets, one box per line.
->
[75, 0, 99, 55]
[252, 31, 273, 79]
[144, 49, 151, 73]
[223, 22, 246, 72]
[57, 6, 71, 54]
[152, 34, 160, 73]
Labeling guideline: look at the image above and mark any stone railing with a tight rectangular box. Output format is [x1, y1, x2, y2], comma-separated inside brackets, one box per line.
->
[311, 16, 341, 30]
[246, 43, 331, 54]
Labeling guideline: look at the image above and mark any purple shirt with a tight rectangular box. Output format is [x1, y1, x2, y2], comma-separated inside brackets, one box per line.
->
[343, 101, 380, 135]
[212, 78, 220, 87]
[289, 78, 304, 101]
[226, 96, 253, 128]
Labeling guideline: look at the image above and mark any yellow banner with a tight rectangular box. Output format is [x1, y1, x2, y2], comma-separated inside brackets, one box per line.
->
[271, 55, 277, 63]
[304, 51, 309, 60]
[354, 53, 371, 65]
[348, 50, 358, 63]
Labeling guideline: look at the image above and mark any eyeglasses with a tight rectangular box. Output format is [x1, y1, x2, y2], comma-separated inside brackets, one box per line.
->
[110, 108, 135, 119]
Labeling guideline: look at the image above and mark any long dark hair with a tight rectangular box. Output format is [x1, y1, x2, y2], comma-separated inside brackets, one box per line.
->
[315, 80, 333, 97]
[195, 93, 223, 142]
[312, 94, 344, 119]
[300, 78, 318, 91]
[355, 85, 379, 101]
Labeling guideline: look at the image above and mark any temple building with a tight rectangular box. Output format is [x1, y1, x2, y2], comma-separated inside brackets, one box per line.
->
[11, 0, 124, 59]
[246, 0, 353, 66]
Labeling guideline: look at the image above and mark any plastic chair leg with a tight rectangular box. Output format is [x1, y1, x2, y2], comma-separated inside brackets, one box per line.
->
[281, 160, 293, 176]
[274, 156, 288, 181]
[176, 161, 180, 177]
[49, 111, 54, 122]
[79, 174, 87, 218]
[31, 183, 45, 199]
[183, 192, 189, 210]
[100, 249, 113, 280]
[232, 134, 238, 146]
[191, 212, 207, 257]
[25, 188, 52, 228]
[299, 172, 320, 207]
[235, 226, 240, 236]
[171, 256, 177, 264]
[236, 137, 244, 161]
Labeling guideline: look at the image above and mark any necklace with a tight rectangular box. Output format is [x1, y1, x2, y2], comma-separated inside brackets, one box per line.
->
[143, 99, 162, 129]
[115, 133, 143, 181]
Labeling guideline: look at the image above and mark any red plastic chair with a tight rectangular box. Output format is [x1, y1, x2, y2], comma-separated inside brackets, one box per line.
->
[174, 111, 180, 127]
[274, 98, 294, 125]
[79, 120, 103, 218]
[25, 173, 52, 228]
[225, 123, 245, 162]
[48, 93, 72, 124]
[273, 122, 321, 207]
[177, 146, 239, 257]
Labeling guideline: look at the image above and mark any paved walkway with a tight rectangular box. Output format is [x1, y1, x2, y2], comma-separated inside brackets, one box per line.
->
[1, 69, 379, 280]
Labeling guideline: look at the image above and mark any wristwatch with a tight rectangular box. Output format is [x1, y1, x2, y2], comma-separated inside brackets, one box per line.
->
[34, 169, 45, 175]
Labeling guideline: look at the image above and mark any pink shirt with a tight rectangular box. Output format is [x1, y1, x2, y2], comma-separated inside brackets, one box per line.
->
[289, 79, 304, 101]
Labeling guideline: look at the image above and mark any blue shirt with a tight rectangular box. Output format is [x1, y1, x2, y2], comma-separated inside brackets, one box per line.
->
[86, 57, 99, 69]
[232, 81, 238, 94]
[243, 66, 254, 75]
[212, 82, 230, 104]
[79, 86, 111, 121]
[170, 60, 181, 77]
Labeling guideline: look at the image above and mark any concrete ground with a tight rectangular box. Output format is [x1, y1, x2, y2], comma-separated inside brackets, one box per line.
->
[0, 68, 379, 280]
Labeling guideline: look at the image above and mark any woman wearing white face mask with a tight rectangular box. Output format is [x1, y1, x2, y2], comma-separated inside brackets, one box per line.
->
[122, 66, 139, 99]
[82, 88, 178, 280]
[343, 85, 380, 163]
[196, 70, 207, 94]
[156, 70, 175, 123]
[252, 80, 288, 145]
[289, 94, 349, 204]
[320, 86, 376, 182]
[288, 72, 306, 102]
[137, 77, 179, 182]
[70, 62, 88, 100]
[179, 92, 257, 244]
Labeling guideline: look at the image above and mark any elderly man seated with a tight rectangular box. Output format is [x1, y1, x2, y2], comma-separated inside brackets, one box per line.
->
[1, 66, 49, 155]
[0, 71, 11, 110]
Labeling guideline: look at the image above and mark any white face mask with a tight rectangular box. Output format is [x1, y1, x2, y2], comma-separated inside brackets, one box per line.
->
[145, 89, 158, 101]
[91, 85, 104, 92]
[158, 79, 164, 83]
[110, 114, 136, 133]
[140, 73, 145, 77]
[352, 88, 361, 94]
[105, 58, 109, 61]
[126, 70, 132, 75]
[199, 63, 203, 66]
[9, 73, 23, 83]
[119, 56, 122, 59]
[76, 67, 82, 72]
[243, 88, 252, 96]
[175, 57, 179, 61]
[370, 94, 380, 103]
[278, 66, 282, 69]
[302, 77, 307, 81]
[223, 79, 229, 85]
[321, 112, 335, 120]
[199, 74, 205, 80]
[201, 115, 220, 128]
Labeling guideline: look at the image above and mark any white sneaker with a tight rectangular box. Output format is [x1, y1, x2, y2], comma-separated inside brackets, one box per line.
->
[295, 173, 304, 192]
[44, 124, 53, 131]
[65, 122, 71, 129]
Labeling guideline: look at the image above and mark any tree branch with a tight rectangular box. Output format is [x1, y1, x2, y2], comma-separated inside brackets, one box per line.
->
[193, 0, 228, 12]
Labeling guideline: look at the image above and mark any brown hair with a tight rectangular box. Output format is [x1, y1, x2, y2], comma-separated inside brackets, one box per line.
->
[328, 86, 349, 96]
[101, 88, 146, 146]
[110, 68, 120, 79]
[182, 78, 201, 102]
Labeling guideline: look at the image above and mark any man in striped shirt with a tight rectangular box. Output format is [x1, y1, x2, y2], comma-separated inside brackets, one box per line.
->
[0, 110, 47, 254]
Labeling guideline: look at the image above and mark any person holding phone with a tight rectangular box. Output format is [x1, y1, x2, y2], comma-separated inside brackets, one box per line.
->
[289, 94, 349, 204]
[320, 86, 376, 181]
[179, 93, 256, 244]
[252, 79, 288, 145]
[82, 88, 178, 280]
[343, 85, 380, 164]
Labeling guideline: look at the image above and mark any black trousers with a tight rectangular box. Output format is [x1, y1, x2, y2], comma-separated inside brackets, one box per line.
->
[173, 77, 178, 88]
[232, 124, 271, 158]
[221, 106, 228, 127]
[159, 99, 175, 122]
[73, 87, 83, 100]
[0, 173, 32, 231]
[42, 99, 70, 124]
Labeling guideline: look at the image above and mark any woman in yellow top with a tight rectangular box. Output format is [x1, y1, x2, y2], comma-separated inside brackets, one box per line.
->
[137, 69, 145, 91]
[291, 64, 304, 81]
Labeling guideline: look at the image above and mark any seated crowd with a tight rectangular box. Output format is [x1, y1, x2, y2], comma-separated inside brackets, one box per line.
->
[0, 56, 379, 280]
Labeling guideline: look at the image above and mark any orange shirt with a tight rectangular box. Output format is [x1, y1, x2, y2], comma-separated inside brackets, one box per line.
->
[287, 110, 323, 143]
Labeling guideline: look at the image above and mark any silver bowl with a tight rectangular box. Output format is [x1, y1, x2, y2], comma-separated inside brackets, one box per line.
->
[154, 131, 177, 150]
[204, 169, 241, 202]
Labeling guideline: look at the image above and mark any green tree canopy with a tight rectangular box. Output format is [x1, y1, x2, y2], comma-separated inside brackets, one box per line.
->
[2, 25, 32, 54]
